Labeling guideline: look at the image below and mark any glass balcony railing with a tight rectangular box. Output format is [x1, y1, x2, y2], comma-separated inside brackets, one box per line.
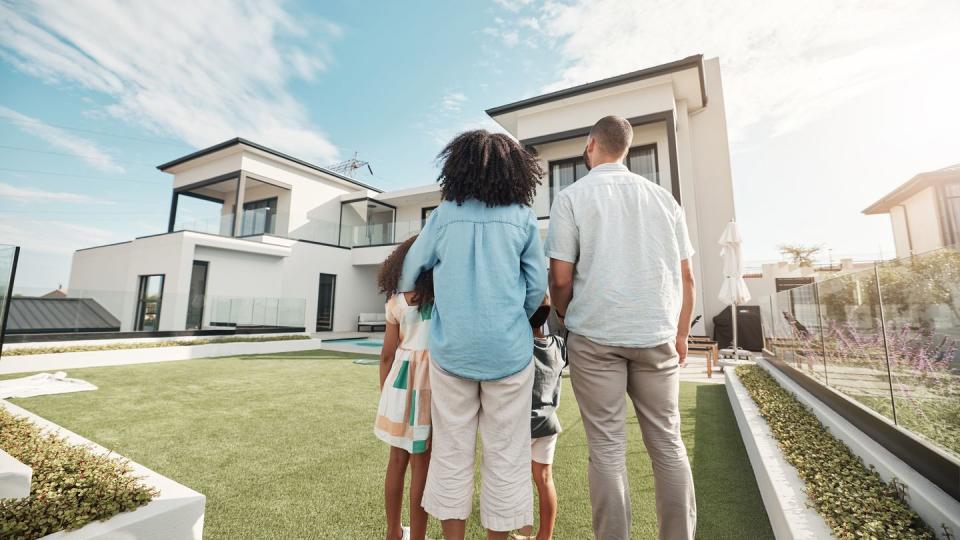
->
[174, 214, 235, 236]
[346, 219, 423, 248]
[759, 246, 960, 459]
[0, 244, 19, 347]
[205, 296, 306, 328]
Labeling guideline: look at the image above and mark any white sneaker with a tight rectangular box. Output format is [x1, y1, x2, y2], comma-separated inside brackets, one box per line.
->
[401, 526, 411, 540]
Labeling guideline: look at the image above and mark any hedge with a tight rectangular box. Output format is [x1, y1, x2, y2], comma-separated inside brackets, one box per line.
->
[0, 408, 157, 539]
[736, 365, 934, 539]
[4, 334, 311, 356]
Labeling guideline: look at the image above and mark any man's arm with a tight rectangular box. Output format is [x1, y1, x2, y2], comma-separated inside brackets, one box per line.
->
[550, 259, 574, 320]
[676, 258, 696, 367]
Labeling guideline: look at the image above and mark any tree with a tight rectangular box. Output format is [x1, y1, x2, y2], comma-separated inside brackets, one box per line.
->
[779, 244, 823, 267]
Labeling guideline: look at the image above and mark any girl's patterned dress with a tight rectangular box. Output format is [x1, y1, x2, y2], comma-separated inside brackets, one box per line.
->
[374, 293, 432, 454]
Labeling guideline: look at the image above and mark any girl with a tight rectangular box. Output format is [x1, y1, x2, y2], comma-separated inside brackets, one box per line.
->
[397, 130, 548, 540]
[374, 235, 435, 540]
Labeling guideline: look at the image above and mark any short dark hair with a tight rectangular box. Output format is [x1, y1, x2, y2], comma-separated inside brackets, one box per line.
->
[589, 115, 632, 156]
[437, 130, 543, 207]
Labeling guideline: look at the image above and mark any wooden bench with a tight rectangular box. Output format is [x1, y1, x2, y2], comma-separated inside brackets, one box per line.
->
[688, 336, 718, 378]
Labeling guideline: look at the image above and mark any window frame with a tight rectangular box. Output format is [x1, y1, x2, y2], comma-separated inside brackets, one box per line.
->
[547, 143, 661, 208]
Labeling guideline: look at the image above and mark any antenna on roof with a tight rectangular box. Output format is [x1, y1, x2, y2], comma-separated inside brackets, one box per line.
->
[326, 152, 374, 178]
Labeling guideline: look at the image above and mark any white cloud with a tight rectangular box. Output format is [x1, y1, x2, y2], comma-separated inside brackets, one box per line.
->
[441, 92, 468, 112]
[0, 182, 112, 204]
[494, 0, 960, 141]
[0, 215, 119, 255]
[0, 0, 342, 163]
[0, 106, 124, 173]
[493, 0, 534, 13]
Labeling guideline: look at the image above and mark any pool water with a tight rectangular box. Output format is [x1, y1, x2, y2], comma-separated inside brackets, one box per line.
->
[331, 338, 383, 348]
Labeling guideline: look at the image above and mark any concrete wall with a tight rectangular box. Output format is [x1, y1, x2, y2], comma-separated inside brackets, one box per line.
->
[68, 242, 134, 329]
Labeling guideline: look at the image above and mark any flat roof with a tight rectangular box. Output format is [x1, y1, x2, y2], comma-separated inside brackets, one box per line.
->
[486, 54, 706, 117]
[157, 137, 382, 193]
[863, 164, 960, 214]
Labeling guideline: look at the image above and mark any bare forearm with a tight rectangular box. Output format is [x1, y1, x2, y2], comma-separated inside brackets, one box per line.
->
[552, 282, 573, 317]
[678, 275, 695, 337]
[379, 353, 393, 390]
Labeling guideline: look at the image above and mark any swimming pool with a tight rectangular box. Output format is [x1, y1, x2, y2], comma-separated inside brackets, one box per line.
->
[329, 338, 383, 348]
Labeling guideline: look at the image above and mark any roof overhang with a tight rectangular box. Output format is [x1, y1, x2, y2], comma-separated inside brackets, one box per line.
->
[863, 164, 960, 214]
[486, 54, 706, 137]
[157, 137, 383, 193]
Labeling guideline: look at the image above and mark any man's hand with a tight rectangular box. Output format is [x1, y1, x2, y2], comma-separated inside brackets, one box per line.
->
[676, 334, 688, 367]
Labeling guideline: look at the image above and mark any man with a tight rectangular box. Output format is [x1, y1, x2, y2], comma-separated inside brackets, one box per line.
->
[545, 115, 697, 540]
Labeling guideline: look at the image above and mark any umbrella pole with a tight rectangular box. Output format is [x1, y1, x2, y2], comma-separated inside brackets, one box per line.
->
[732, 302, 738, 354]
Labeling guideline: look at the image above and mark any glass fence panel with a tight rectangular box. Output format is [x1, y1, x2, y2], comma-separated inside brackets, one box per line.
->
[174, 213, 235, 236]
[817, 269, 895, 422]
[278, 299, 306, 328]
[0, 245, 19, 343]
[770, 288, 827, 382]
[205, 296, 306, 329]
[758, 295, 775, 350]
[877, 249, 960, 458]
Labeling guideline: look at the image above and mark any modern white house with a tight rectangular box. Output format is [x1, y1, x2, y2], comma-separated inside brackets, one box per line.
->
[863, 163, 960, 258]
[68, 54, 736, 336]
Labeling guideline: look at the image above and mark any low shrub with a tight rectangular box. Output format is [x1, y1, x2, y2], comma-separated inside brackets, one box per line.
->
[735, 365, 935, 540]
[4, 334, 311, 356]
[0, 408, 157, 539]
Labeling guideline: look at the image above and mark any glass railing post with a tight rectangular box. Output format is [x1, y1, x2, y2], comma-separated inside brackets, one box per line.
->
[874, 264, 898, 425]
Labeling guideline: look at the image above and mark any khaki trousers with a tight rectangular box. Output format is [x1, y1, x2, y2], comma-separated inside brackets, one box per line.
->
[568, 333, 696, 540]
[422, 361, 535, 532]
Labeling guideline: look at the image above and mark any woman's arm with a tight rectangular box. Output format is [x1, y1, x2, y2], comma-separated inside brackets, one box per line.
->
[520, 214, 548, 318]
[379, 322, 401, 390]
[398, 210, 441, 291]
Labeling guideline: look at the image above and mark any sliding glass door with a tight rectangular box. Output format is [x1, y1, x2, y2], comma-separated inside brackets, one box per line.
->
[186, 261, 208, 330]
[134, 274, 165, 331]
[317, 273, 336, 331]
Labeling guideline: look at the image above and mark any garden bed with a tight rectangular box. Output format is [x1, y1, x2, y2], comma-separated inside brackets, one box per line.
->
[735, 364, 935, 539]
[0, 400, 204, 539]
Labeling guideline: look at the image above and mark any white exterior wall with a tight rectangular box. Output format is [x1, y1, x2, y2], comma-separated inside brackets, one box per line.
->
[171, 152, 243, 189]
[68, 242, 134, 329]
[516, 82, 676, 141]
[889, 206, 912, 259]
[901, 186, 944, 255]
[687, 58, 737, 333]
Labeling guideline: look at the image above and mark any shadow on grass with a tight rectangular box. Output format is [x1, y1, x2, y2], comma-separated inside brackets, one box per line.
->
[692, 383, 774, 539]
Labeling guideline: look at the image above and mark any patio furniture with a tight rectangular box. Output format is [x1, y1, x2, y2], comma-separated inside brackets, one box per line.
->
[688, 336, 718, 378]
[357, 313, 387, 332]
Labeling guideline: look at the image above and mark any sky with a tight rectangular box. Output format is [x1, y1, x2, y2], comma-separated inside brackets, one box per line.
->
[1, 0, 959, 292]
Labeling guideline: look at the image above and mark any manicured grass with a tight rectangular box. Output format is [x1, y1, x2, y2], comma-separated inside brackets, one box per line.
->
[6, 350, 771, 539]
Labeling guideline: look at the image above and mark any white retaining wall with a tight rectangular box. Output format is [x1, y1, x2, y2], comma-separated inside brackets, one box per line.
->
[757, 359, 960, 539]
[725, 366, 834, 539]
[0, 447, 31, 499]
[0, 338, 325, 375]
[1, 400, 205, 539]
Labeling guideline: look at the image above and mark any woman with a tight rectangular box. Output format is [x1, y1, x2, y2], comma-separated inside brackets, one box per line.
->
[397, 130, 547, 540]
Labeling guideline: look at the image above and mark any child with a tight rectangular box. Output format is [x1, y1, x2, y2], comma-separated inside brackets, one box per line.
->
[515, 298, 567, 540]
[374, 236, 435, 540]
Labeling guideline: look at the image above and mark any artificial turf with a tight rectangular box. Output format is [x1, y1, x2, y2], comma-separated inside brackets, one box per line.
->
[6, 349, 772, 539]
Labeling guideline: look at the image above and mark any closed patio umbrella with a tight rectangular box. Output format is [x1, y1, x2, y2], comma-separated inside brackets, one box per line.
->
[718, 221, 751, 357]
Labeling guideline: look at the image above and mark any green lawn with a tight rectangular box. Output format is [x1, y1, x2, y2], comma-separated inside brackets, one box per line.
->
[6, 350, 772, 539]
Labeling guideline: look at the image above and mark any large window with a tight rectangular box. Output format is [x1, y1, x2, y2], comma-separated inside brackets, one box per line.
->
[548, 144, 659, 206]
[938, 182, 960, 246]
[240, 197, 278, 236]
[134, 274, 165, 332]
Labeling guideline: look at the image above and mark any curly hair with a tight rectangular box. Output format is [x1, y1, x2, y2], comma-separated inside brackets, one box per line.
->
[377, 235, 434, 309]
[436, 130, 543, 207]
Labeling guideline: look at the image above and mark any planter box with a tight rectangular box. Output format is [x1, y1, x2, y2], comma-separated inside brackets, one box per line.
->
[0, 338, 325, 375]
[725, 365, 834, 539]
[0, 447, 31, 499]
[1, 399, 205, 539]
[756, 359, 960, 539]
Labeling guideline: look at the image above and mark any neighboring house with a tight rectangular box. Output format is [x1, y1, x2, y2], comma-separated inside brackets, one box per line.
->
[744, 258, 876, 307]
[863, 164, 960, 258]
[69, 54, 736, 335]
[40, 287, 66, 299]
[7, 297, 121, 334]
